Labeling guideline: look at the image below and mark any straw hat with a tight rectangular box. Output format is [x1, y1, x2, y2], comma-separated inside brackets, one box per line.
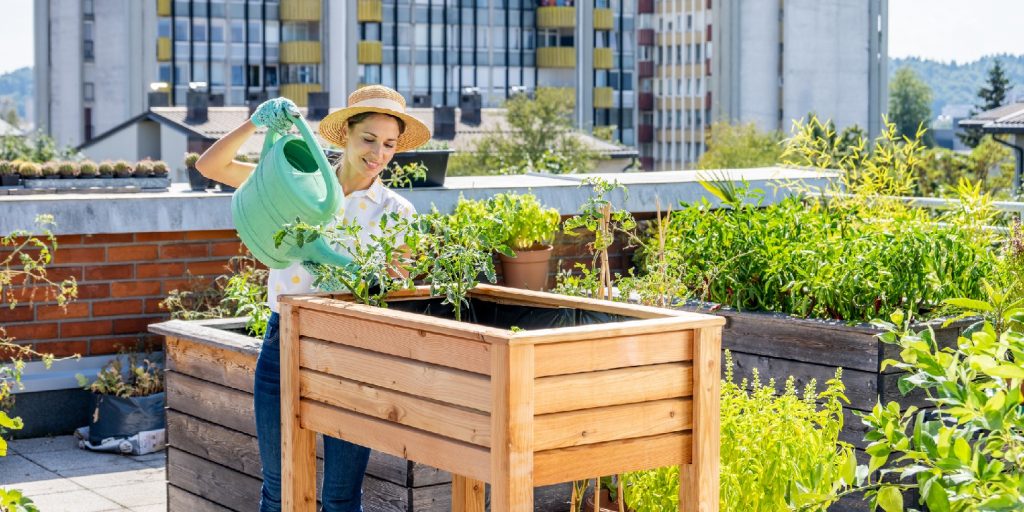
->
[319, 85, 431, 153]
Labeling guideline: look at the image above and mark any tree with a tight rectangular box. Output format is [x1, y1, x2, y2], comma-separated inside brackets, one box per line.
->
[888, 67, 934, 146]
[446, 88, 603, 176]
[958, 59, 1013, 148]
[696, 122, 783, 170]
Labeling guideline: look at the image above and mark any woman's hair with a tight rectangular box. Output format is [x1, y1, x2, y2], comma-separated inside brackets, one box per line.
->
[346, 112, 406, 136]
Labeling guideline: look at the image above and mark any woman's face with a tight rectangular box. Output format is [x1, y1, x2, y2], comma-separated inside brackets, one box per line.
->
[342, 114, 401, 179]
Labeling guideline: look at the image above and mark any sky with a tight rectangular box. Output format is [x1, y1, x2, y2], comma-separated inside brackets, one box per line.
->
[0, 0, 1021, 74]
[888, 0, 1024, 62]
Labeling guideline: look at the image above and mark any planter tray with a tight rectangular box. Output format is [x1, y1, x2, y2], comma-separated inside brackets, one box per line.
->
[278, 284, 725, 512]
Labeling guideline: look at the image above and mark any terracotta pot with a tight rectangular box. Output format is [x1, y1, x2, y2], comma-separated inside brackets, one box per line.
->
[498, 244, 553, 291]
[584, 488, 631, 512]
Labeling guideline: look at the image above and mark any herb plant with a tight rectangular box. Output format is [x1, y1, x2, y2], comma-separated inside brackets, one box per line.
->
[382, 160, 428, 189]
[76, 355, 164, 398]
[486, 192, 561, 251]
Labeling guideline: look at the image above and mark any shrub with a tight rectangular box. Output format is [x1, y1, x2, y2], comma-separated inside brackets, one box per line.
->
[78, 160, 98, 177]
[151, 160, 169, 177]
[16, 162, 40, 178]
[112, 160, 133, 178]
[76, 355, 163, 398]
[0, 161, 14, 176]
[57, 161, 78, 178]
[487, 192, 561, 251]
[134, 159, 154, 177]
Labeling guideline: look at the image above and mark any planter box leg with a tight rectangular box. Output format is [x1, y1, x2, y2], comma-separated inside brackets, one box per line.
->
[452, 475, 485, 512]
[490, 343, 535, 512]
[680, 328, 721, 512]
[281, 304, 317, 512]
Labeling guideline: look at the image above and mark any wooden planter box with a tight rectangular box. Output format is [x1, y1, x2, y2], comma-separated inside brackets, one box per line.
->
[151, 318, 570, 512]
[279, 284, 725, 512]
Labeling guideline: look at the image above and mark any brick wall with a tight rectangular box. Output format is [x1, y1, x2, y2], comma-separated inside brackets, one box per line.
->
[1, 225, 638, 358]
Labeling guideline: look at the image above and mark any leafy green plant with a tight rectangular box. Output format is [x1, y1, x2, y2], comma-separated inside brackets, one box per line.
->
[0, 161, 14, 177]
[486, 192, 561, 251]
[76, 355, 164, 398]
[221, 256, 271, 338]
[0, 488, 39, 512]
[697, 122, 784, 170]
[621, 352, 854, 511]
[382, 160, 428, 189]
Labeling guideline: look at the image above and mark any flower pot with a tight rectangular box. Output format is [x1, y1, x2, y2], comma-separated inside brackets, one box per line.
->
[0, 175, 19, 186]
[218, 182, 237, 193]
[499, 244, 554, 291]
[87, 392, 166, 446]
[188, 166, 210, 191]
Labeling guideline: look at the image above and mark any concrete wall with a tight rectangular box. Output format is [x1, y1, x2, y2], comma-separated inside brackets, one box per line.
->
[47, 0, 84, 148]
[80, 124, 139, 163]
[92, 1, 143, 141]
[784, 0, 871, 131]
[736, 0, 780, 132]
[161, 127, 190, 183]
[137, 120, 162, 161]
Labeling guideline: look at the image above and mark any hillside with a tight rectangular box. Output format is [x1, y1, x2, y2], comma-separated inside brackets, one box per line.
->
[890, 54, 1024, 118]
[0, 66, 32, 121]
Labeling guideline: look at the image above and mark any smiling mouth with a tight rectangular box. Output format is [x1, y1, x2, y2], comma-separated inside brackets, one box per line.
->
[363, 158, 382, 170]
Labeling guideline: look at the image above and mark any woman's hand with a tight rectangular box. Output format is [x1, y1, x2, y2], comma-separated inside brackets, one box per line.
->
[250, 97, 299, 134]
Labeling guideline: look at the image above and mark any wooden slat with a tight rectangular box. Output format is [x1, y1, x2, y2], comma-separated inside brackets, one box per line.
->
[299, 308, 492, 375]
[451, 475, 486, 512]
[168, 484, 236, 512]
[166, 371, 256, 436]
[280, 292, 511, 344]
[300, 368, 491, 447]
[167, 336, 257, 393]
[301, 399, 491, 483]
[534, 330, 693, 377]
[299, 337, 492, 413]
[533, 398, 692, 451]
[281, 304, 318, 512]
[534, 363, 693, 415]
[167, 410, 262, 478]
[512, 316, 722, 345]
[533, 432, 691, 486]
[489, 342, 535, 512]
[168, 448, 261, 512]
[682, 327, 721, 512]
[470, 283, 691, 319]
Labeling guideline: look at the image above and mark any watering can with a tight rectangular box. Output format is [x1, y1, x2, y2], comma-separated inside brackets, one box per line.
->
[231, 112, 354, 270]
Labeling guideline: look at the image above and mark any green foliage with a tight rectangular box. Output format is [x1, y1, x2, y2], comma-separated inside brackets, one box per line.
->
[76, 355, 164, 398]
[0, 161, 14, 176]
[480, 192, 561, 251]
[0, 130, 78, 164]
[56, 161, 78, 178]
[697, 122, 784, 170]
[38, 162, 57, 178]
[14, 162, 38, 179]
[891, 55, 1024, 123]
[382, 160, 427, 189]
[857, 288, 1024, 511]
[446, 88, 604, 176]
[160, 255, 269, 337]
[917, 137, 1014, 198]
[889, 67, 934, 146]
[134, 159, 154, 177]
[960, 59, 1013, 148]
[151, 160, 169, 177]
[184, 152, 200, 167]
[0, 488, 39, 512]
[622, 352, 854, 511]
[97, 161, 113, 176]
[112, 160, 133, 178]
[78, 160, 98, 177]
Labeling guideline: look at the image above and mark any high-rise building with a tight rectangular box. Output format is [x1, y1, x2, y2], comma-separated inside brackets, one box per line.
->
[35, 0, 638, 149]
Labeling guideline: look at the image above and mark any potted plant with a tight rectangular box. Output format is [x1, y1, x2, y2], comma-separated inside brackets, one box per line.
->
[78, 160, 98, 179]
[57, 161, 79, 179]
[75, 355, 166, 454]
[134, 159, 154, 178]
[97, 160, 114, 178]
[184, 152, 208, 191]
[16, 161, 41, 180]
[39, 161, 59, 179]
[112, 160, 133, 178]
[487, 192, 561, 291]
[0, 161, 19, 186]
[151, 160, 169, 178]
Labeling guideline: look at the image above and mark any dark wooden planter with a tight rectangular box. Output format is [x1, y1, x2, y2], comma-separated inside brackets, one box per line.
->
[149, 317, 572, 512]
[385, 149, 452, 188]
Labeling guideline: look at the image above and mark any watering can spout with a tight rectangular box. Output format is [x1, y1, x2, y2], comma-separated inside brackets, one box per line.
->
[231, 107, 353, 269]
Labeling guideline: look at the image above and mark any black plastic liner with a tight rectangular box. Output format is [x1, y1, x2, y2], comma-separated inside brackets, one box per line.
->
[88, 392, 166, 445]
[385, 296, 639, 330]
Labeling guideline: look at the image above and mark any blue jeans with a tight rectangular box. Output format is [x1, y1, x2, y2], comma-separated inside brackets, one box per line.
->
[254, 312, 371, 512]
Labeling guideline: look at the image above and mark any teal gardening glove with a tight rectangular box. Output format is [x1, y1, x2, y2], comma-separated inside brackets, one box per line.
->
[250, 97, 299, 134]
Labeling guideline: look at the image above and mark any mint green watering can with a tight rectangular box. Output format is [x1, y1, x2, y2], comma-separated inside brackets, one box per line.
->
[231, 113, 354, 269]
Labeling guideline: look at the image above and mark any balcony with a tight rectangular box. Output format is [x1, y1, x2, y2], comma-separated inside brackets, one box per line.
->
[537, 47, 575, 68]
[638, 60, 654, 79]
[594, 8, 614, 31]
[536, 6, 575, 29]
[157, 0, 170, 17]
[593, 87, 613, 109]
[280, 83, 322, 107]
[638, 92, 653, 111]
[357, 0, 382, 22]
[638, 0, 655, 14]
[157, 37, 171, 62]
[280, 41, 321, 64]
[593, 48, 613, 70]
[280, 0, 321, 22]
[638, 124, 654, 144]
[657, 31, 703, 46]
[637, 29, 655, 46]
[357, 40, 383, 64]
[657, 96, 704, 110]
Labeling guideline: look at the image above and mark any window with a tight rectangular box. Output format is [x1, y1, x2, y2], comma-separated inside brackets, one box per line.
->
[231, 65, 244, 86]
[248, 21, 263, 43]
[83, 0, 93, 15]
[230, 20, 244, 43]
[248, 65, 261, 87]
[415, 25, 428, 46]
[175, 18, 189, 41]
[265, 66, 278, 87]
[193, 20, 207, 42]
[282, 21, 318, 41]
[158, 64, 171, 82]
[211, 19, 225, 42]
[282, 64, 319, 84]
[158, 19, 171, 38]
[265, 21, 280, 43]
[83, 41, 94, 60]
[83, 82, 94, 101]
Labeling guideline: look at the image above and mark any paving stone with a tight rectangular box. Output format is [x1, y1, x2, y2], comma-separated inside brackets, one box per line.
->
[8, 435, 78, 455]
[91, 481, 165, 508]
[0, 454, 84, 496]
[22, 489, 122, 512]
[129, 505, 165, 512]
[20, 448, 147, 473]
[58, 465, 164, 490]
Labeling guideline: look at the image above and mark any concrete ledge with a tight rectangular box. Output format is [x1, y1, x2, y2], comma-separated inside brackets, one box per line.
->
[0, 167, 837, 235]
[23, 177, 171, 190]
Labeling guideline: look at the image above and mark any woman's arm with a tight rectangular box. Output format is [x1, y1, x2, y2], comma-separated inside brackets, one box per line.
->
[194, 120, 259, 188]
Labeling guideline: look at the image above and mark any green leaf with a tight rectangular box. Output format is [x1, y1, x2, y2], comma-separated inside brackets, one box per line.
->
[985, 363, 1024, 379]
[943, 298, 992, 312]
[923, 478, 950, 512]
[840, 452, 857, 485]
[876, 486, 904, 512]
[952, 437, 970, 463]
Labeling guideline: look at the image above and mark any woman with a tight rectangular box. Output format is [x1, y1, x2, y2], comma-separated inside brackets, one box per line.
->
[195, 85, 431, 512]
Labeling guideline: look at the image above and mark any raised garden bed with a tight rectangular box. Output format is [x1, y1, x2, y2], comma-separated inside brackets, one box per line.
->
[278, 285, 725, 512]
